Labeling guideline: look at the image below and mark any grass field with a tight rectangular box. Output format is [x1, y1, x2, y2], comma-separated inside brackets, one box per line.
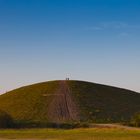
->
[0, 127, 140, 140]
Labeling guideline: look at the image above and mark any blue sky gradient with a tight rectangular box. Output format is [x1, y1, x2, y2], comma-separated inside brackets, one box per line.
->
[0, 0, 140, 93]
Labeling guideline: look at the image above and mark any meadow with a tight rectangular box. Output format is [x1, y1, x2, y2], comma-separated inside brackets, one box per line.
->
[0, 127, 140, 140]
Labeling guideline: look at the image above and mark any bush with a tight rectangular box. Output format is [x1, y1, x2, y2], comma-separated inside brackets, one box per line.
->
[58, 122, 89, 129]
[0, 110, 13, 128]
[131, 112, 140, 127]
[13, 121, 89, 129]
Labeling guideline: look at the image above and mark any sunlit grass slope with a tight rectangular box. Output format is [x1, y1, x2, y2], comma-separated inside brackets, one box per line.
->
[0, 81, 59, 122]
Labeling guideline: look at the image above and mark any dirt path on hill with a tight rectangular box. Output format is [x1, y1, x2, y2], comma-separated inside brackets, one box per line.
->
[47, 80, 80, 123]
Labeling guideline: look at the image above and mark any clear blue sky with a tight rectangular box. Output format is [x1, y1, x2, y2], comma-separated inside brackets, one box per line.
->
[0, 0, 140, 93]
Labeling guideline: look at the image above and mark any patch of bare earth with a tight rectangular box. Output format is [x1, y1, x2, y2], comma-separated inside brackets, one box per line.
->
[47, 80, 80, 123]
[92, 124, 140, 130]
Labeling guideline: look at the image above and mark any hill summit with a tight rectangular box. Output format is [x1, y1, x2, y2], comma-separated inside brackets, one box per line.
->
[0, 80, 140, 125]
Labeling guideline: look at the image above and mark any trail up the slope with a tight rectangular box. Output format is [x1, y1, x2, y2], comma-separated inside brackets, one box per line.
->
[47, 80, 79, 123]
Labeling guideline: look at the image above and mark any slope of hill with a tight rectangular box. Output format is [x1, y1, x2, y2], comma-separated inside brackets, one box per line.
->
[0, 80, 139, 125]
[68, 81, 140, 123]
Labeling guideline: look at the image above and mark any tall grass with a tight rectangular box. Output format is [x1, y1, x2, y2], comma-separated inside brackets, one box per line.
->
[0, 128, 140, 140]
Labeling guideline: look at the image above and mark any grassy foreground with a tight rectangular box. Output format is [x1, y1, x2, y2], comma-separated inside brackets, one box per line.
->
[0, 128, 140, 140]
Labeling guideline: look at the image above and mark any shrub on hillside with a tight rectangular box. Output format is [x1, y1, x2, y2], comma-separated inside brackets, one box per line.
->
[0, 110, 13, 128]
[131, 112, 140, 127]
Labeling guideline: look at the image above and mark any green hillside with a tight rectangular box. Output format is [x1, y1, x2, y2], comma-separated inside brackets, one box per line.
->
[0, 80, 139, 126]
[68, 81, 140, 123]
[0, 81, 59, 123]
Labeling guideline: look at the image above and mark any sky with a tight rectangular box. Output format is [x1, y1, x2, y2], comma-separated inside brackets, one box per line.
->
[0, 0, 140, 93]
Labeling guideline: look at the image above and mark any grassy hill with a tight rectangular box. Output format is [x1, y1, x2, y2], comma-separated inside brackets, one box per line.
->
[0, 80, 139, 126]
[68, 81, 140, 123]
